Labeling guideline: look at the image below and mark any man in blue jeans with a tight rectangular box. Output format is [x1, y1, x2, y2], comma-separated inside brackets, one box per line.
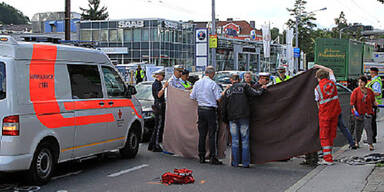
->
[221, 74, 266, 167]
[338, 114, 357, 149]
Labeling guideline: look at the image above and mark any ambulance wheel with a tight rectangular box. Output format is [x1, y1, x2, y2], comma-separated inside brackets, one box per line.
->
[120, 129, 139, 159]
[27, 142, 56, 185]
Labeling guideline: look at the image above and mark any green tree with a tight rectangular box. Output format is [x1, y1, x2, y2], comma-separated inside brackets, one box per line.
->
[332, 12, 363, 40]
[0, 2, 29, 24]
[270, 27, 284, 44]
[286, 0, 317, 62]
[80, 0, 109, 20]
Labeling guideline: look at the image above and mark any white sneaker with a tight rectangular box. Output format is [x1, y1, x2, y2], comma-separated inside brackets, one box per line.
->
[318, 159, 334, 165]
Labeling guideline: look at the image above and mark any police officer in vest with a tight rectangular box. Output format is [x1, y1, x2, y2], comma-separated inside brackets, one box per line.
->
[135, 65, 145, 84]
[274, 66, 291, 84]
[366, 67, 382, 143]
[180, 69, 192, 90]
[169, 65, 185, 89]
[148, 69, 168, 152]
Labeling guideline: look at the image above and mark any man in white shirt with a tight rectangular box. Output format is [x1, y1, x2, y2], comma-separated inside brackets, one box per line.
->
[190, 66, 222, 165]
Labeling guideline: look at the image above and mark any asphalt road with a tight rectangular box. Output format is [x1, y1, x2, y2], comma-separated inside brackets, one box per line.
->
[0, 143, 316, 192]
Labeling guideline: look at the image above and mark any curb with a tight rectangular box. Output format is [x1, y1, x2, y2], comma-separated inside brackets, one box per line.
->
[284, 145, 349, 192]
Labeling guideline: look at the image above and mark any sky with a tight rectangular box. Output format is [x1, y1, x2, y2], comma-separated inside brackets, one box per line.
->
[2, 0, 384, 30]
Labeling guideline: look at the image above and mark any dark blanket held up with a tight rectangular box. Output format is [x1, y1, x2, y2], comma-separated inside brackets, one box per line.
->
[163, 69, 321, 163]
[250, 68, 321, 163]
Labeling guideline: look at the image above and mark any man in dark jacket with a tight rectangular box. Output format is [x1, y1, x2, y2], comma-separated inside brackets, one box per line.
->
[222, 74, 266, 167]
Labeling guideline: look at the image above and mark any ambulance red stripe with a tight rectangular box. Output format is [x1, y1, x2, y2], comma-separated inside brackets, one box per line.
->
[29, 44, 143, 129]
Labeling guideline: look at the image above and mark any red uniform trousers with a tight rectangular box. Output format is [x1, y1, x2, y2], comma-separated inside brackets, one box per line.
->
[319, 116, 338, 162]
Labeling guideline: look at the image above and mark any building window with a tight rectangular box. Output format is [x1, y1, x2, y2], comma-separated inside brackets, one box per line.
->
[151, 28, 158, 41]
[101, 22, 108, 28]
[109, 29, 118, 42]
[133, 28, 142, 42]
[118, 29, 123, 42]
[92, 30, 100, 41]
[164, 31, 169, 42]
[67, 64, 103, 99]
[124, 29, 132, 42]
[91, 22, 100, 29]
[80, 22, 91, 29]
[80, 30, 92, 41]
[100, 29, 108, 41]
[142, 28, 149, 42]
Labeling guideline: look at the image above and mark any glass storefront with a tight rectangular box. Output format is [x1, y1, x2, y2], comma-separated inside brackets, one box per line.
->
[79, 19, 195, 69]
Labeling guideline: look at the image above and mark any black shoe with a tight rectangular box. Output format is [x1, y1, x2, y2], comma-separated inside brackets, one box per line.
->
[199, 156, 206, 164]
[349, 145, 357, 150]
[148, 144, 154, 151]
[152, 146, 162, 152]
[363, 140, 368, 144]
[210, 157, 223, 165]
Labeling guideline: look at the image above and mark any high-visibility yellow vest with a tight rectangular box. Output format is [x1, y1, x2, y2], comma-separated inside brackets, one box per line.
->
[275, 75, 291, 84]
[367, 76, 383, 105]
[135, 69, 145, 79]
[181, 81, 192, 89]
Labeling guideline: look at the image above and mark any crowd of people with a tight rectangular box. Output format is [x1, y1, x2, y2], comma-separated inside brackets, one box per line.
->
[144, 64, 382, 167]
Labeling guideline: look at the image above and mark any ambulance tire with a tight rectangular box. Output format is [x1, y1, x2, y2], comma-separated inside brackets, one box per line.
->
[27, 142, 56, 185]
[120, 129, 139, 159]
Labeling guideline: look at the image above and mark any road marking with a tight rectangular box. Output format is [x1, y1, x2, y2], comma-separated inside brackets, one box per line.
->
[108, 164, 149, 177]
[52, 170, 83, 181]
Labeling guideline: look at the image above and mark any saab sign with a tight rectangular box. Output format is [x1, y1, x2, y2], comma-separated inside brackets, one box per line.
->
[118, 20, 144, 28]
[99, 47, 128, 54]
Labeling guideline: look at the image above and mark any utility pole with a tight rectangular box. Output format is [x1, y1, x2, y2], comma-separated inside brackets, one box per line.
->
[294, 7, 326, 72]
[294, 15, 299, 73]
[211, 0, 216, 68]
[65, 0, 71, 40]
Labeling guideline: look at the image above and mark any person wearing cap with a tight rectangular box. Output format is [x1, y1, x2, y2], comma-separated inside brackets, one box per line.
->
[135, 65, 145, 84]
[180, 69, 192, 90]
[148, 69, 168, 152]
[168, 65, 185, 89]
[366, 67, 382, 143]
[254, 72, 271, 90]
[221, 74, 266, 168]
[190, 66, 223, 165]
[274, 66, 291, 84]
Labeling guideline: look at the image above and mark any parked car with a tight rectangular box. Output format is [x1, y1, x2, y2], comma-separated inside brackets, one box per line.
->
[214, 71, 254, 88]
[135, 81, 156, 141]
[335, 83, 354, 147]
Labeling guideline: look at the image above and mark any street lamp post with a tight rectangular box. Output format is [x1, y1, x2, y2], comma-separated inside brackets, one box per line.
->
[294, 15, 299, 72]
[294, 7, 326, 72]
[211, 0, 216, 68]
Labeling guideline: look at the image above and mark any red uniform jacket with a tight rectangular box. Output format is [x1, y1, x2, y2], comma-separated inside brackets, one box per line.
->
[316, 79, 341, 120]
[350, 87, 375, 115]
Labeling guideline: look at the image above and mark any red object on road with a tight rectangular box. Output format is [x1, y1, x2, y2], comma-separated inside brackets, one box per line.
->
[161, 168, 195, 185]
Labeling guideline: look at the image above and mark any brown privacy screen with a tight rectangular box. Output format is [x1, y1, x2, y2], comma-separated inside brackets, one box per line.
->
[162, 85, 228, 159]
[163, 69, 321, 163]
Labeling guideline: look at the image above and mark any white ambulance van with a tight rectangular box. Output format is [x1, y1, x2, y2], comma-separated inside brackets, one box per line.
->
[0, 36, 144, 185]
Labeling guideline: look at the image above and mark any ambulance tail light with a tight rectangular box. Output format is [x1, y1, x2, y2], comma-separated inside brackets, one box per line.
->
[2, 115, 19, 136]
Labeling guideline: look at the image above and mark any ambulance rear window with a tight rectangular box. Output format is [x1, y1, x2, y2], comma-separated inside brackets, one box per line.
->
[0, 62, 5, 100]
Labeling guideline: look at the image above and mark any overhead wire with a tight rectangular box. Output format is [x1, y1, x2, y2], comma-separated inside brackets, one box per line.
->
[333, 0, 380, 27]
[349, 0, 382, 26]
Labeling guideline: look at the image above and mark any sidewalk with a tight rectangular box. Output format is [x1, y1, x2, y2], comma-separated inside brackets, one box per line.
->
[285, 119, 384, 192]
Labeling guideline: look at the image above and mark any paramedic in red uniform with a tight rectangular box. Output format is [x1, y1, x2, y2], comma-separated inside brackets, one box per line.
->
[314, 65, 341, 165]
